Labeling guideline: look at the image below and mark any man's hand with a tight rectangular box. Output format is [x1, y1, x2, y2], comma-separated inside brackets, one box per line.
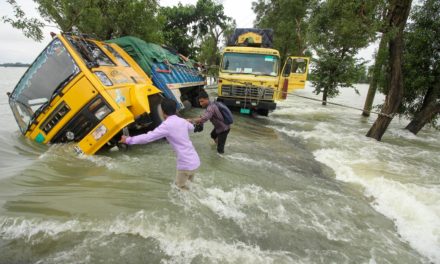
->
[191, 117, 202, 124]
[119, 135, 128, 144]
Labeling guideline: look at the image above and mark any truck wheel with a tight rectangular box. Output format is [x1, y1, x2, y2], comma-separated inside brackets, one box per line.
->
[182, 100, 192, 110]
[257, 109, 269, 116]
[148, 94, 164, 129]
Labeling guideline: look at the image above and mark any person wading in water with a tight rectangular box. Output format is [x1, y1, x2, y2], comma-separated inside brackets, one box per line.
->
[189, 91, 231, 154]
[120, 98, 200, 190]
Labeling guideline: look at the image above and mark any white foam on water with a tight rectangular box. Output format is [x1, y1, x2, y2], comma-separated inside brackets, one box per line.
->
[388, 127, 440, 144]
[0, 211, 295, 264]
[314, 148, 440, 263]
[79, 154, 119, 170]
[225, 153, 292, 176]
[267, 123, 343, 144]
[269, 117, 308, 126]
[168, 182, 295, 236]
[273, 105, 340, 116]
[197, 185, 291, 224]
[0, 217, 82, 242]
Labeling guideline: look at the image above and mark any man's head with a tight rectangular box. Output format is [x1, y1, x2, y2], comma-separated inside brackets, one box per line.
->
[161, 98, 177, 117]
[198, 91, 210, 108]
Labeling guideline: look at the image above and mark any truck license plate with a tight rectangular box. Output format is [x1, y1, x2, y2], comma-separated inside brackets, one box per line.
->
[240, 108, 251, 114]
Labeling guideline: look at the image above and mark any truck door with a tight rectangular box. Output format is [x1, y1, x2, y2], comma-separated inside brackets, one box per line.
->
[279, 57, 309, 99]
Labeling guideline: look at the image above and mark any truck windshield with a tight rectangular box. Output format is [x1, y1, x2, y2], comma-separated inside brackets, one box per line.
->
[66, 36, 115, 67]
[221, 53, 279, 76]
[9, 38, 80, 134]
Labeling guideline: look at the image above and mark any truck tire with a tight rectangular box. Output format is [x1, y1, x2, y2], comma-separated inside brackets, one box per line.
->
[256, 109, 269, 116]
[148, 93, 165, 129]
[182, 100, 192, 110]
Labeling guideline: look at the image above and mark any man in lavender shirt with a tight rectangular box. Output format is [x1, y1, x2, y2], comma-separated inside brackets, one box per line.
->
[119, 98, 200, 190]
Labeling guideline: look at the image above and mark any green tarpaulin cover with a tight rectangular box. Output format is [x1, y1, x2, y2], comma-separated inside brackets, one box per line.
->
[107, 36, 194, 76]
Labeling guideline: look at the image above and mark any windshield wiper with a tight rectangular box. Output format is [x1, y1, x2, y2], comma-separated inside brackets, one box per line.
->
[27, 72, 77, 130]
[65, 35, 99, 68]
[76, 38, 99, 68]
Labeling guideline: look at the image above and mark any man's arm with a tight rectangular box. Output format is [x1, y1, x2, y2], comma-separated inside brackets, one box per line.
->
[187, 120, 195, 132]
[120, 122, 168, 145]
[192, 106, 214, 124]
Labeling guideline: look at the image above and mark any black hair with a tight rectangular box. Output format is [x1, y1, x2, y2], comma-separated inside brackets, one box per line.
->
[161, 98, 177, 115]
[198, 90, 209, 100]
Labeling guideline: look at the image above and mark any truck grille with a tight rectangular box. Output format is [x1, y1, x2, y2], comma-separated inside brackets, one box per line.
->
[40, 102, 70, 134]
[221, 85, 274, 100]
[51, 96, 112, 143]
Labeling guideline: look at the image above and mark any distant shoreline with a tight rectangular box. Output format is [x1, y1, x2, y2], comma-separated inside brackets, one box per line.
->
[0, 63, 30, 67]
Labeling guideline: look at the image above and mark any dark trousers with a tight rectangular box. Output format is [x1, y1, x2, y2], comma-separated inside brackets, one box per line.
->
[210, 129, 230, 154]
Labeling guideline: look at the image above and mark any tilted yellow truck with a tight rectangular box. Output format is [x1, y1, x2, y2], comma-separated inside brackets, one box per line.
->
[217, 28, 309, 116]
[8, 33, 163, 155]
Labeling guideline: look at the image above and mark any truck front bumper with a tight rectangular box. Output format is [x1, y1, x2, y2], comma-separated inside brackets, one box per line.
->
[217, 97, 277, 111]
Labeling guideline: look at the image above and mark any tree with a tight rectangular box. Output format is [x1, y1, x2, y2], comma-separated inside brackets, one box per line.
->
[362, 34, 388, 116]
[160, 3, 198, 56]
[193, 0, 234, 66]
[401, 0, 440, 134]
[366, 0, 413, 140]
[252, 0, 314, 59]
[308, 0, 382, 105]
[357, 64, 369, 84]
[1, 0, 44, 41]
[35, 0, 163, 42]
[160, 0, 233, 60]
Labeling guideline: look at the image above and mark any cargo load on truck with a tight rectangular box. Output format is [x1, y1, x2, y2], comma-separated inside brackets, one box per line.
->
[107, 37, 206, 110]
[227, 28, 274, 48]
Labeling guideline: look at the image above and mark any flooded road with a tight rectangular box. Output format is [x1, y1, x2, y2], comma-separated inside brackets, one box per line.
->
[0, 67, 439, 263]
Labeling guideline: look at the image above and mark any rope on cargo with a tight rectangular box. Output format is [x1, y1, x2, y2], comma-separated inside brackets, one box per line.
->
[202, 75, 395, 119]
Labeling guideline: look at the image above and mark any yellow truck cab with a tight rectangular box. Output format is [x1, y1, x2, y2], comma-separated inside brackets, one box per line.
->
[217, 28, 309, 116]
[8, 33, 163, 155]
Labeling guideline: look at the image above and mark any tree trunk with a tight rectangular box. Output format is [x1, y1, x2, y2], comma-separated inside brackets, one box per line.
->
[405, 103, 440, 134]
[366, 0, 413, 141]
[405, 83, 440, 134]
[362, 35, 387, 116]
[322, 87, 328, 105]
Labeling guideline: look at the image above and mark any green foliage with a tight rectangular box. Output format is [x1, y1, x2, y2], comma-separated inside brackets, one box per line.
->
[308, 0, 382, 99]
[160, 3, 198, 56]
[35, 0, 163, 42]
[1, 0, 44, 41]
[197, 35, 219, 76]
[357, 64, 369, 84]
[401, 0, 440, 126]
[160, 0, 234, 60]
[312, 51, 364, 97]
[252, 0, 315, 59]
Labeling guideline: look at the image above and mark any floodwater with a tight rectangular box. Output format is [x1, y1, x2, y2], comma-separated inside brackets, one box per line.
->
[0, 67, 439, 264]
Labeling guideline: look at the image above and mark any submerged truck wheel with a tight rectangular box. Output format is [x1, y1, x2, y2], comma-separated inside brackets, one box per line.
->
[148, 94, 165, 129]
[256, 109, 269, 116]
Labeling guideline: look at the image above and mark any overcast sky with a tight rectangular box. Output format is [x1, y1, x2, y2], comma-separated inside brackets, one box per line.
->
[0, 0, 375, 64]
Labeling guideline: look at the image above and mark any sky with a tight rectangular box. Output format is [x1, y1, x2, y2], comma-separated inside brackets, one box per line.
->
[0, 0, 376, 64]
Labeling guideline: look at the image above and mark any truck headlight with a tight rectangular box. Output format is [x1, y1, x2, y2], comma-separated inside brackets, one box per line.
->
[94, 71, 113, 86]
[94, 104, 111, 120]
[92, 124, 107, 141]
[66, 131, 75, 141]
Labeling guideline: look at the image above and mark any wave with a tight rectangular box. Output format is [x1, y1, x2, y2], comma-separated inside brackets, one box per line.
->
[0, 212, 294, 264]
[314, 148, 440, 263]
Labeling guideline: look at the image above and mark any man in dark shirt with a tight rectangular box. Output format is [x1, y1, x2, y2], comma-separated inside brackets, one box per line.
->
[190, 92, 231, 154]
